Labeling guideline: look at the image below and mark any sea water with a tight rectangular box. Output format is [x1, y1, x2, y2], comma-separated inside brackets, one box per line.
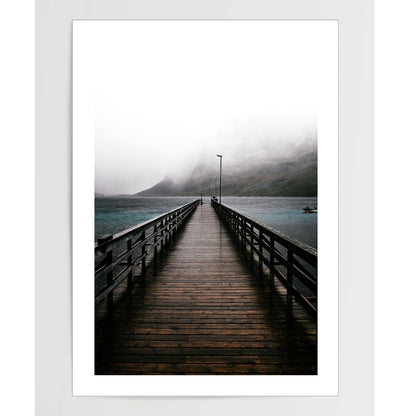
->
[222, 196, 317, 248]
[95, 196, 196, 241]
[95, 196, 317, 249]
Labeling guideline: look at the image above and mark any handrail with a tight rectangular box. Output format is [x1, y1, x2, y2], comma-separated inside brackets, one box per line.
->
[95, 199, 200, 304]
[211, 198, 317, 319]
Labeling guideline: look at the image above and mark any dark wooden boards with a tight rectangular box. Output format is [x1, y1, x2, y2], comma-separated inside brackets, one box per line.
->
[95, 203, 317, 375]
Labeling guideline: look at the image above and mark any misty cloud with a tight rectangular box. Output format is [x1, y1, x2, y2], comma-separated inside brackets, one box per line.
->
[92, 21, 322, 195]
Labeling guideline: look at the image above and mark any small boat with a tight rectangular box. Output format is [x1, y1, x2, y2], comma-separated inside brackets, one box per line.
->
[303, 206, 317, 214]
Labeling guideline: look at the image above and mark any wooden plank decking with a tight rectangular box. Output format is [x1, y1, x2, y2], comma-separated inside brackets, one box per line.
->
[95, 203, 317, 375]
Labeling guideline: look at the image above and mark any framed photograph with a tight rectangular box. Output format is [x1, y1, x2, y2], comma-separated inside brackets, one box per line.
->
[73, 19, 337, 396]
[37, 1, 373, 414]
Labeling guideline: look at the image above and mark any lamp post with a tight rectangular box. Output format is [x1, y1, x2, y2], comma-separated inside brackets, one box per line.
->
[216, 154, 222, 204]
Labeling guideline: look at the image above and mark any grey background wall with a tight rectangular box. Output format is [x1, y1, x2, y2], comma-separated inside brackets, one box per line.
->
[36, 1, 373, 415]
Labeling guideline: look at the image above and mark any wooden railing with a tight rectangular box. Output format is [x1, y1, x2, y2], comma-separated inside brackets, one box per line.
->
[95, 199, 200, 305]
[211, 199, 317, 319]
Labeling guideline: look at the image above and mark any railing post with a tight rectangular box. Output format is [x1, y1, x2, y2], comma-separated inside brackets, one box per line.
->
[127, 238, 132, 286]
[287, 250, 294, 298]
[105, 248, 113, 306]
[164, 219, 167, 249]
[173, 212, 178, 237]
[259, 230, 263, 271]
[269, 237, 275, 278]
[141, 230, 146, 275]
[160, 220, 164, 251]
[153, 224, 158, 258]
[250, 223, 254, 252]
[168, 214, 172, 242]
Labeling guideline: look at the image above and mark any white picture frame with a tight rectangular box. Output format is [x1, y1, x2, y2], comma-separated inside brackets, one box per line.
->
[36, 0, 373, 414]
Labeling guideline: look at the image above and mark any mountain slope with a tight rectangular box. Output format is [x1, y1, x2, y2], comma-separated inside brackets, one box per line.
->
[135, 149, 317, 197]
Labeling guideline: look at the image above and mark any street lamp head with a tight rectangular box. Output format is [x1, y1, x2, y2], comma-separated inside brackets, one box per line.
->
[216, 154, 222, 158]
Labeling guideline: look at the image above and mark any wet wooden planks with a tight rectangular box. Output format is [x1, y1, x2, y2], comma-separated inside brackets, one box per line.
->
[95, 203, 317, 375]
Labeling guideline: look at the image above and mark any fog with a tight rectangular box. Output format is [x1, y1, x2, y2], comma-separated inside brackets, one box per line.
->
[92, 21, 324, 195]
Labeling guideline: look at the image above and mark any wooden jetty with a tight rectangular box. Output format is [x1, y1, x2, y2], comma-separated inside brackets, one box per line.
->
[95, 199, 317, 375]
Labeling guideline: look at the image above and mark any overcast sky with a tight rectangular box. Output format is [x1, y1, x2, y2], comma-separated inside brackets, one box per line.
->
[86, 21, 332, 195]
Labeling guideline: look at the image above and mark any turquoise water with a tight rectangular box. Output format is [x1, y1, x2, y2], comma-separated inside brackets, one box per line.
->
[95, 196, 317, 248]
[95, 196, 197, 241]
[222, 196, 317, 248]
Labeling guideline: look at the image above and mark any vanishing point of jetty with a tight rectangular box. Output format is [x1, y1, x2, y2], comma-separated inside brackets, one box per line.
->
[95, 198, 317, 375]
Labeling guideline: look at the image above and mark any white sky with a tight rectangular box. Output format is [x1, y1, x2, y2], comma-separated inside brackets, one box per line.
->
[85, 21, 333, 195]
